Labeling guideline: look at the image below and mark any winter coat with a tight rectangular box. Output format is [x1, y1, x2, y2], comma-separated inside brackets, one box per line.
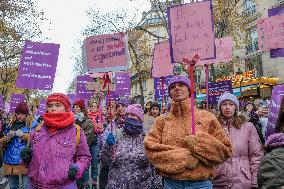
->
[257, 133, 284, 189]
[243, 111, 265, 144]
[28, 124, 91, 189]
[0, 121, 30, 175]
[213, 119, 263, 189]
[75, 117, 94, 146]
[101, 131, 162, 189]
[144, 98, 232, 181]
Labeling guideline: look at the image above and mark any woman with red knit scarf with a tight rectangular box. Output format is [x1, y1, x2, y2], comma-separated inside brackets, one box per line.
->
[21, 93, 91, 189]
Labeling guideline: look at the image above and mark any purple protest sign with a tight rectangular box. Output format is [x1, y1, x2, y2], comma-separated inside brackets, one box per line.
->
[106, 91, 116, 104]
[268, 6, 284, 58]
[266, 84, 284, 138]
[0, 95, 4, 110]
[67, 94, 77, 107]
[154, 76, 173, 102]
[9, 94, 26, 113]
[16, 40, 60, 90]
[208, 80, 233, 105]
[115, 72, 130, 96]
[76, 75, 94, 100]
[84, 32, 128, 73]
[36, 100, 47, 116]
[168, 0, 215, 62]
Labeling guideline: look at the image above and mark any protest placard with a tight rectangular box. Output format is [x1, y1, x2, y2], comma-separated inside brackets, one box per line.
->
[208, 80, 233, 105]
[76, 75, 94, 99]
[16, 40, 60, 90]
[9, 94, 26, 113]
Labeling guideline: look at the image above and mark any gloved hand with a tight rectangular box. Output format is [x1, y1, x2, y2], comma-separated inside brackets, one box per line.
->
[20, 147, 32, 164]
[15, 129, 24, 137]
[68, 164, 79, 180]
[6, 130, 15, 140]
[106, 133, 115, 146]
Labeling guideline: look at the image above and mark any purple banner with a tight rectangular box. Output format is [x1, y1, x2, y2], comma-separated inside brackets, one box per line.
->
[268, 6, 284, 58]
[9, 94, 26, 113]
[0, 95, 4, 110]
[36, 100, 47, 116]
[16, 40, 60, 90]
[208, 80, 233, 105]
[266, 84, 284, 138]
[115, 72, 130, 96]
[154, 76, 173, 102]
[67, 94, 77, 107]
[76, 75, 94, 100]
[105, 91, 116, 104]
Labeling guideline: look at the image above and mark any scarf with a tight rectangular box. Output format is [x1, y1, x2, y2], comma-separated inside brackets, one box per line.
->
[43, 112, 75, 133]
[75, 112, 85, 122]
[123, 117, 143, 136]
[11, 120, 26, 131]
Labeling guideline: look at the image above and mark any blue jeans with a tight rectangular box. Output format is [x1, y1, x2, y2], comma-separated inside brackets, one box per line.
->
[90, 144, 100, 182]
[8, 175, 28, 189]
[163, 178, 212, 189]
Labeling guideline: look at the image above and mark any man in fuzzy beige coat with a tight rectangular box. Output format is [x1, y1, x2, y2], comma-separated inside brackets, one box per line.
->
[144, 75, 232, 189]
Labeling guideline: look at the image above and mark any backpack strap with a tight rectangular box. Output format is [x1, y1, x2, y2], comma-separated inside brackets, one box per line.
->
[35, 124, 43, 132]
[75, 124, 81, 150]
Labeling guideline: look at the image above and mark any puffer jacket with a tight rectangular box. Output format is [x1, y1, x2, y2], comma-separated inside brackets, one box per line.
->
[101, 131, 162, 189]
[213, 118, 264, 189]
[257, 133, 284, 189]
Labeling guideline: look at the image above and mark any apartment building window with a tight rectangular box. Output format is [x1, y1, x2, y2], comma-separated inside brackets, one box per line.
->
[243, 0, 256, 17]
[246, 26, 258, 54]
[194, 70, 201, 83]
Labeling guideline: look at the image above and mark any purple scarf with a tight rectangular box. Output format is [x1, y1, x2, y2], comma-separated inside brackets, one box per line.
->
[123, 117, 143, 136]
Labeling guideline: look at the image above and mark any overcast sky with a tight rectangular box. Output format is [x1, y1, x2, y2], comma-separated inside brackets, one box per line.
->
[36, 0, 151, 94]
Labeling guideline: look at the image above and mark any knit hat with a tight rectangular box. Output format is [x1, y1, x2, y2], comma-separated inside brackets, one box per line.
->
[116, 99, 129, 108]
[217, 92, 239, 113]
[125, 104, 144, 122]
[168, 76, 191, 97]
[150, 101, 161, 111]
[47, 93, 71, 111]
[15, 102, 29, 115]
[74, 99, 86, 110]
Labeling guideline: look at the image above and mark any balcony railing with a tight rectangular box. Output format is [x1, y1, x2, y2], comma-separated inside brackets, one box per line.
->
[246, 42, 259, 55]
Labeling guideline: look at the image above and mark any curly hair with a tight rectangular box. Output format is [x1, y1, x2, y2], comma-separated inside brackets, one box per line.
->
[275, 97, 284, 133]
[217, 113, 247, 129]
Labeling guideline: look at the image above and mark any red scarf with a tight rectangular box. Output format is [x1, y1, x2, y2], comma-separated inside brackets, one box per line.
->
[43, 112, 75, 133]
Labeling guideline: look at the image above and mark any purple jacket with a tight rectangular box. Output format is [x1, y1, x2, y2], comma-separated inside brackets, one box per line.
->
[28, 125, 91, 189]
[213, 121, 263, 189]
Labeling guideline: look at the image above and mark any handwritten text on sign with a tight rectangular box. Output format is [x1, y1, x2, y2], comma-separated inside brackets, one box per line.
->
[168, 1, 215, 62]
[16, 40, 60, 90]
[85, 32, 128, 72]
[152, 41, 174, 77]
[9, 94, 25, 113]
[257, 15, 284, 50]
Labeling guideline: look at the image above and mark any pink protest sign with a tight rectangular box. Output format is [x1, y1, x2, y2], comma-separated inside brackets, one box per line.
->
[197, 37, 232, 65]
[168, 1, 216, 62]
[152, 41, 174, 77]
[84, 32, 128, 73]
[257, 15, 284, 50]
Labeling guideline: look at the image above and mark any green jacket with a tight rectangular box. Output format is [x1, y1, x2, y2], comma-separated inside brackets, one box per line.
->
[257, 147, 284, 189]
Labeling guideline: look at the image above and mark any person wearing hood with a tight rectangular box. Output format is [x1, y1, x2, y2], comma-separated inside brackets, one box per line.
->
[101, 104, 162, 189]
[257, 96, 284, 188]
[213, 92, 263, 189]
[21, 93, 91, 189]
[0, 102, 32, 189]
[144, 75, 232, 189]
[98, 99, 128, 189]
[73, 99, 94, 189]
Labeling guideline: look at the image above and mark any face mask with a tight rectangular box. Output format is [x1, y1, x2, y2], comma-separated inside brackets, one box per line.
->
[123, 117, 143, 135]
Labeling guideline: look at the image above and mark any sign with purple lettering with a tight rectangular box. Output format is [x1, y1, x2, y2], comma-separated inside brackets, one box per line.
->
[154, 76, 173, 102]
[168, 0, 215, 62]
[9, 94, 25, 113]
[77, 75, 94, 100]
[16, 40, 60, 90]
[268, 6, 284, 58]
[115, 72, 130, 96]
[36, 100, 47, 116]
[208, 80, 233, 105]
[84, 32, 128, 73]
[0, 95, 4, 110]
[152, 41, 174, 77]
[266, 84, 284, 138]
